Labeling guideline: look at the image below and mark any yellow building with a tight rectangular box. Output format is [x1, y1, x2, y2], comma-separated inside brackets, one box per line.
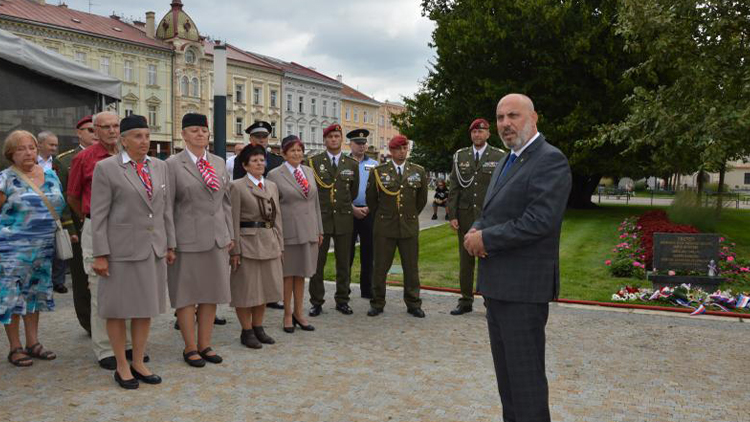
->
[341, 83, 380, 153]
[376, 100, 406, 155]
[0, 0, 174, 153]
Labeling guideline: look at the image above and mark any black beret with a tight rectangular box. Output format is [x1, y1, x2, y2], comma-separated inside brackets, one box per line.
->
[120, 114, 148, 134]
[245, 121, 272, 136]
[182, 113, 208, 129]
[281, 135, 304, 153]
[346, 129, 370, 144]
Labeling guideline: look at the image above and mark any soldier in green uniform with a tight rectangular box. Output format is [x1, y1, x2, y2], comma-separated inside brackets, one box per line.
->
[308, 123, 360, 316]
[56, 115, 98, 333]
[447, 118, 505, 315]
[366, 135, 428, 318]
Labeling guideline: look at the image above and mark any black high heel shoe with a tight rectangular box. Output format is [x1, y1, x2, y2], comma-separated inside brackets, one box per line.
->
[283, 317, 295, 333]
[292, 315, 315, 331]
[130, 366, 162, 385]
[114, 370, 139, 390]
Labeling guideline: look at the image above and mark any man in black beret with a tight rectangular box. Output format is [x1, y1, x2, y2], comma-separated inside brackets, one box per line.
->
[232, 121, 283, 180]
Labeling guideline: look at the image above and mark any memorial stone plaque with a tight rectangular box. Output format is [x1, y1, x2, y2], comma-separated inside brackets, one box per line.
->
[650, 233, 723, 290]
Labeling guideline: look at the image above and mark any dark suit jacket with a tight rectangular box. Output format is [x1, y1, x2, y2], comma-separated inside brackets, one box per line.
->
[474, 134, 571, 303]
[232, 150, 283, 180]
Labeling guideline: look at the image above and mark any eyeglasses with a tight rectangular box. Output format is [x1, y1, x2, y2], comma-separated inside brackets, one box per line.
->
[96, 124, 120, 131]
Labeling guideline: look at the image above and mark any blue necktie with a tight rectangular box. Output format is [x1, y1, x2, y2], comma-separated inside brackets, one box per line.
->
[499, 153, 517, 179]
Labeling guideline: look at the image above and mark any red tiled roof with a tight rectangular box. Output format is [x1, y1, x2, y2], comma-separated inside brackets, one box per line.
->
[286, 62, 340, 84]
[0, 0, 171, 50]
[202, 40, 281, 73]
[341, 83, 379, 104]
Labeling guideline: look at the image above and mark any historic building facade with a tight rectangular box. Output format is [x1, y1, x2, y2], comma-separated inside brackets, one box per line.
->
[377, 100, 407, 155]
[340, 82, 380, 153]
[0, 0, 174, 153]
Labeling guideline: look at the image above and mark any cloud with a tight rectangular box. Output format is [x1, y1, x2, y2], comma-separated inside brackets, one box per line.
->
[65, 0, 435, 101]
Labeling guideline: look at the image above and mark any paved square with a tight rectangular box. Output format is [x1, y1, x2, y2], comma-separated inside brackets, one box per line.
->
[1, 283, 747, 422]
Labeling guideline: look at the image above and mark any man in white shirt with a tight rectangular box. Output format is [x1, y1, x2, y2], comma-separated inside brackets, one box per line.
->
[37, 131, 58, 171]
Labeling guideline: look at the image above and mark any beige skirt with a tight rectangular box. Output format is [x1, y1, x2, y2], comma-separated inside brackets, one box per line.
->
[167, 245, 231, 309]
[230, 257, 283, 308]
[98, 250, 167, 319]
[282, 242, 318, 278]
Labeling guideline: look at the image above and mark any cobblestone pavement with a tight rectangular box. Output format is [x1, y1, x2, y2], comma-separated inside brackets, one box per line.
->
[1, 282, 748, 422]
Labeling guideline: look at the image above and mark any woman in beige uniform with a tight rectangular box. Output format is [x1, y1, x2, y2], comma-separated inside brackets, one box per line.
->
[267, 135, 322, 333]
[166, 113, 232, 367]
[229, 144, 283, 349]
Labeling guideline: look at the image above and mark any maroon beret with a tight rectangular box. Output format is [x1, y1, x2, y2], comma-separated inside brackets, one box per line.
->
[76, 115, 93, 129]
[469, 118, 490, 131]
[323, 124, 342, 137]
[388, 135, 408, 149]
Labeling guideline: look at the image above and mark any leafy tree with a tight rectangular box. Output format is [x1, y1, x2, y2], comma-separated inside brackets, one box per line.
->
[396, 0, 644, 208]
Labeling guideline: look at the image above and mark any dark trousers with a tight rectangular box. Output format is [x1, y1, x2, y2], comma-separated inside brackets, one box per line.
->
[456, 211, 477, 306]
[485, 298, 550, 422]
[51, 255, 67, 287]
[350, 213, 374, 298]
[309, 232, 353, 306]
[70, 217, 91, 333]
[370, 235, 421, 310]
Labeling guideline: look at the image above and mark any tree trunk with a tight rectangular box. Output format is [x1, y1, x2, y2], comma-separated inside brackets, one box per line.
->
[696, 169, 705, 203]
[716, 161, 726, 213]
[567, 173, 602, 209]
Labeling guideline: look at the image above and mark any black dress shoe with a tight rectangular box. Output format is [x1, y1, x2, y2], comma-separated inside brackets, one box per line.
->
[292, 315, 315, 331]
[214, 316, 227, 325]
[240, 329, 262, 349]
[125, 349, 150, 363]
[266, 302, 284, 310]
[283, 325, 295, 333]
[199, 347, 223, 364]
[367, 307, 383, 317]
[130, 366, 162, 385]
[252, 326, 275, 344]
[114, 370, 139, 389]
[183, 350, 206, 368]
[99, 356, 117, 370]
[335, 303, 354, 315]
[407, 308, 426, 318]
[431, 214, 437, 220]
[450, 305, 473, 315]
[53, 284, 68, 294]
[308, 304, 322, 317]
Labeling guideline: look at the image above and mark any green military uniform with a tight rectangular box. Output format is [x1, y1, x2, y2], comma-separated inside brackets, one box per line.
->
[308, 151, 360, 306]
[56, 145, 91, 333]
[366, 160, 428, 311]
[447, 144, 505, 307]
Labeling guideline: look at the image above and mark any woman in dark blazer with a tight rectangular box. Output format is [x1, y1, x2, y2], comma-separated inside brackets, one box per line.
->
[90, 115, 172, 389]
[267, 135, 322, 333]
[166, 114, 232, 367]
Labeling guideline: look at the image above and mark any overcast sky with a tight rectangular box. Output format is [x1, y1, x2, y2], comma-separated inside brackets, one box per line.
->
[64, 0, 436, 102]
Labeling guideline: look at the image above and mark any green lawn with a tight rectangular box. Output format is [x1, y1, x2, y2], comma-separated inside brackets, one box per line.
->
[324, 205, 750, 301]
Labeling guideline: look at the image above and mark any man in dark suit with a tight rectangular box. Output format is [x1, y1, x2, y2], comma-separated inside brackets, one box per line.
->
[464, 94, 571, 422]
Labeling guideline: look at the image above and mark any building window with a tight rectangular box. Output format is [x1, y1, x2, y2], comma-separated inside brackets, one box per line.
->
[147, 105, 157, 126]
[185, 49, 196, 64]
[148, 64, 157, 85]
[310, 127, 317, 144]
[191, 78, 199, 97]
[235, 117, 244, 136]
[286, 94, 292, 112]
[123, 60, 133, 82]
[286, 124, 293, 137]
[124, 105, 134, 117]
[354, 108, 359, 122]
[181, 76, 190, 97]
[322, 100, 328, 117]
[75, 51, 87, 66]
[299, 129, 304, 141]
[745, 173, 750, 185]
[235, 83, 244, 103]
[298, 96, 304, 113]
[100, 57, 110, 75]
[253, 87, 262, 105]
[345, 107, 350, 120]
[270, 90, 278, 108]
[311, 98, 317, 115]
[379, 114, 385, 126]
[332, 101, 338, 118]
[271, 121, 277, 138]
[363, 110, 368, 124]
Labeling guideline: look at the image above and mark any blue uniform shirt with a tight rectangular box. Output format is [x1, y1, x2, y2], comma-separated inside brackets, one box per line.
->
[352, 155, 379, 206]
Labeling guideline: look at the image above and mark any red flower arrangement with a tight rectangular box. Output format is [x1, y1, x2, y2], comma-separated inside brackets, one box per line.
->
[636, 210, 699, 268]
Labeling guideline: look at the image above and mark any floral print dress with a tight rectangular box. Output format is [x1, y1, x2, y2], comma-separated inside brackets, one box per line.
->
[0, 168, 64, 324]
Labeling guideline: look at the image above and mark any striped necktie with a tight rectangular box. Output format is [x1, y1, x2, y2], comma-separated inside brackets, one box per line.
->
[131, 161, 152, 199]
[294, 168, 309, 197]
[197, 157, 220, 191]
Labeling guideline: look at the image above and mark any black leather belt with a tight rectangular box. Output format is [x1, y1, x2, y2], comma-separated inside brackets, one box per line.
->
[240, 221, 273, 229]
